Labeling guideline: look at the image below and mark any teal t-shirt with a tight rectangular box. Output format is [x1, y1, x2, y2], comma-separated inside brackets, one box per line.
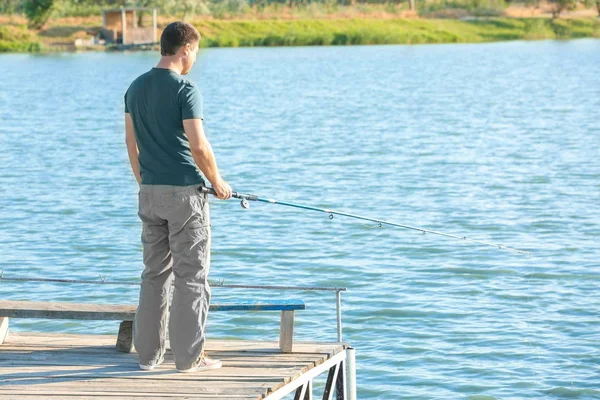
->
[124, 68, 205, 186]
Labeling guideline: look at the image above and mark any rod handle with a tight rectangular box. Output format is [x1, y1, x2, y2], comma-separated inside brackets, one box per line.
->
[199, 186, 258, 201]
[199, 187, 216, 196]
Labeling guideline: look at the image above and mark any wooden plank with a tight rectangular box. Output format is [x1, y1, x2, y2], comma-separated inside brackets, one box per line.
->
[0, 300, 305, 321]
[0, 344, 332, 361]
[0, 391, 260, 399]
[279, 310, 295, 353]
[6, 332, 118, 345]
[0, 372, 286, 383]
[0, 380, 272, 394]
[0, 396, 258, 400]
[1, 336, 344, 366]
[0, 348, 327, 362]
[0, 354, 323, 367]
[0, 397, 249, 400]
[0, 333, 346, 400]
[3, 337, 345, 359]
[0, 348, 329, 367]
[0, 365, 306, 377]
[0, 381, 272, 390]
[1, 341, 128, 351]
[0, 377, 275, 388]
[0, 301, 134, 321]
[0, 366, 302, 396]
[0, 349, 325, 363]
[0, 370, 286, 384]
[0, 348, 340, 366]
[0, 388, 268, 397]
[0, 348, 341, 369]
[6, 333, 346, 350]
[0, 363, 309, 379]
[115, 321, 133, 353]
[211, 300, 305, 312]
[0, 317, 8, 344]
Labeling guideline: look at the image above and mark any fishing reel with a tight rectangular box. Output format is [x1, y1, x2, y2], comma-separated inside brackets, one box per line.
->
[200, 187, 252, 209]
[232, 191, 258, 210]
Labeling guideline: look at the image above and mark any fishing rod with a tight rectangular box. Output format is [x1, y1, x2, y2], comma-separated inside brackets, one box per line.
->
[200, 187, 530, 255]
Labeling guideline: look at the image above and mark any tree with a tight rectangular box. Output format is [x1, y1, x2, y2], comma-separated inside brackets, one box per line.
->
[24, 0, 56, 29]
[548, 0, 578, 17]
[0, 0, 21, 14]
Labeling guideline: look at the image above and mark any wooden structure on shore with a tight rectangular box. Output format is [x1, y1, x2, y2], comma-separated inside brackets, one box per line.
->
[102, 7, 157, 45]
[0, 332, 350, 399]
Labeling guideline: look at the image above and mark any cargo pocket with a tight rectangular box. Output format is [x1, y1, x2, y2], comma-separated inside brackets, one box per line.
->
[168, 192, 210, 259]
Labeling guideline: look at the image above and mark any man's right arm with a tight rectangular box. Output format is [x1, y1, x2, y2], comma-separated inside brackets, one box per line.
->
[183, 118, 232, 200]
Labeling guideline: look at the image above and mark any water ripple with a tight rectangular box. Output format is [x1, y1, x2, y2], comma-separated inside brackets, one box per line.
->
[1, 40, 599, 399]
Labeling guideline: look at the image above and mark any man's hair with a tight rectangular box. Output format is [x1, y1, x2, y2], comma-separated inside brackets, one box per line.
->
[160, 21, 201, 56]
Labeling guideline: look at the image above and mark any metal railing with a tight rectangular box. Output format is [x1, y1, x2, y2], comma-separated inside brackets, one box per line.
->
[0, 271, 348, 342]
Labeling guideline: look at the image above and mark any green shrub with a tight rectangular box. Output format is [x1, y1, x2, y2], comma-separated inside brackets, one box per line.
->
[417, 0, 505, 18]
[0, 39, 42, 51]
[523, 18, 554, 39]
[594, 20, 600, 37]
[0, 25, 42, 52]
[209, 0, 251, 18]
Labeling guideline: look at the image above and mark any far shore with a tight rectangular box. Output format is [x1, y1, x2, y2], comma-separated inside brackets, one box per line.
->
[1, 5, 599, 53]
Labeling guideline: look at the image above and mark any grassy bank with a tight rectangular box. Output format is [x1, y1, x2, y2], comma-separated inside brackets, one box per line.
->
[0, 25, 41, 52]
[0, 17, 599, 53]
[192, 17, 600, 47]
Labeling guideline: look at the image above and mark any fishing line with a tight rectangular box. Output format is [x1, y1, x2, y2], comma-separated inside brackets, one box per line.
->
[201, 187, 530, 255]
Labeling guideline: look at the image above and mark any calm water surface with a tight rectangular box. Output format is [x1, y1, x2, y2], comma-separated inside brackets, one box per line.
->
[0, 40, 599, 399]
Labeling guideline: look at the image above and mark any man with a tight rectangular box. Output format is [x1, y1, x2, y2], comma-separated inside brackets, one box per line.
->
[124, 21, 232, 373]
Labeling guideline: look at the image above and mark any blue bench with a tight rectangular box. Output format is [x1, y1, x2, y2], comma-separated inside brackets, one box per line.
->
[0, 299, 306, 353]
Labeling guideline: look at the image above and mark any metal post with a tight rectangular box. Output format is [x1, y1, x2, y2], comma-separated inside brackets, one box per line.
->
[121, 8, 126, 45]
[152, 9, 157, 43]
[345, 347, 356, 400]
[336, 290, 342, 342]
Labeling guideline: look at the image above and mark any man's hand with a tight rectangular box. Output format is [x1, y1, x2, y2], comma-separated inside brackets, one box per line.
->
[211, 178, 232, 200]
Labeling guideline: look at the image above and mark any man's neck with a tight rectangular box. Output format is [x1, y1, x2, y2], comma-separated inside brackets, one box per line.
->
[155, 57, 183, 75]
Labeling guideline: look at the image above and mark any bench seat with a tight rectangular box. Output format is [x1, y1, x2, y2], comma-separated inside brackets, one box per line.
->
[0, 299, 305, 353]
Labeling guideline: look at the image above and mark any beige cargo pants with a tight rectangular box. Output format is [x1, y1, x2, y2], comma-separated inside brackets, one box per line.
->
[134, 184, 211, 371]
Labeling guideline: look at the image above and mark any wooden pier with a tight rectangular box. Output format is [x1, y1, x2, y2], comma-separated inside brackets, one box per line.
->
[0, 332, 348, 399]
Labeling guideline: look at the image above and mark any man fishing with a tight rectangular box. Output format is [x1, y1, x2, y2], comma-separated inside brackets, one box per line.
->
[124, 21, 232, 373]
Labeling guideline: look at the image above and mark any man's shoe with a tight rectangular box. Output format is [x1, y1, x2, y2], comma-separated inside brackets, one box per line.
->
[177, 353, 222, 373]
[139, 356, 164, 371]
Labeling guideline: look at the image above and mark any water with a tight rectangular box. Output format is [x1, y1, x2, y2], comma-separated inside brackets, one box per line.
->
[1, 39, 599, 399]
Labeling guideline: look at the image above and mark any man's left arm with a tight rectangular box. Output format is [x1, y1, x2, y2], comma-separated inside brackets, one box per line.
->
[125, 113, 141, 185]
